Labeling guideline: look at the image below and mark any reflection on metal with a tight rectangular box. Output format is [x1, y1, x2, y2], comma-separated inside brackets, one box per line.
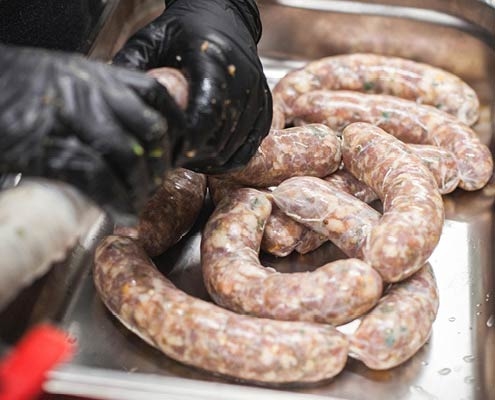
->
[273, 0, 469, 27]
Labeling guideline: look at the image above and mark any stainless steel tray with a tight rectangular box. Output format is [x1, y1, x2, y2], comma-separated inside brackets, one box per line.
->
[3, 1, 495, 399]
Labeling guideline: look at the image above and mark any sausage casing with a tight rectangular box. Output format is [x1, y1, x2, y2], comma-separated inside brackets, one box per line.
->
[323, 169, 378, 203]
[208, 177, 303, 257]
[293, 171, 379, 254]
[136, 168, 207, 257]
[215, 124, 341, 187]
[94, 235, 349, 384]
[292, 90, 490, 191]
[272, 176, 381, 259]
[261, 205, 305, 257]
[342, 123, 444, 282]
[201, 188, 383, 325]
[273, 53, 480, 125]
[349, 264, 439, 370]
[406, 144, 460, 194]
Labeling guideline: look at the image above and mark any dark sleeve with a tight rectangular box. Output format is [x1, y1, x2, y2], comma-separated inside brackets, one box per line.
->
[0, 0, 107, 52]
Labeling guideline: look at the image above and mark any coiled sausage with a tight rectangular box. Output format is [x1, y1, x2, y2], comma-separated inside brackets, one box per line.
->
[132, 168, 207, 257]
[292, 90, 490, 191]
[94, 235, 349, 384]
[208, 177, 303, 257]
[349, 264, 439, 370]
[341, 122, 444, 282]
[323, 169, 378, 204]
[214, 124, 341, 187]
[273, 53, 480, 125]
[201, 188, 383, 325]
[272, 176, 381, 259]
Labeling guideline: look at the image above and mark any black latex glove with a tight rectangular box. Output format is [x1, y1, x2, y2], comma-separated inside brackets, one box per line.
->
[113, 0, 272, 173]
[0, 44, 184, 213]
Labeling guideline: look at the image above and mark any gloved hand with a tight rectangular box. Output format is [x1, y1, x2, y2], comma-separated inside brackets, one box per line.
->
[113, 0, 272, 173]
[0, 44, 184, 213]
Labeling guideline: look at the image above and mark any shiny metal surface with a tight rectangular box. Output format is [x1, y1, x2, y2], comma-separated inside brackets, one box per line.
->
[4, 1, 495, 399]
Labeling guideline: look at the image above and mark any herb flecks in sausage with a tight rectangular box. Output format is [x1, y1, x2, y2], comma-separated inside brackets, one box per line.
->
[273, 53, 480, 126]
[292, 90, 490, 191]
[342, 123, 444, 282]
[94, 235, 349, 384]
[215, 124, 341, 187]
[349, 264, 439, 369]
[202, 188, 383, 325]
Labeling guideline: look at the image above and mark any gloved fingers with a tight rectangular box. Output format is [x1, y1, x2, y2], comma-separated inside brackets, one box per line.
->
[0, 107, 55, 174]
[54, 91, 163, 209]
[101, 80, 168, 145]
[177, 42, 271, 171]
[196, 89, 270, 174]
[108, 66, 187, 142]
[178, 75, 256, 171]
[112, 15, 174, 71]
[200, 67, 271, 169]
[102, 92, 172, 188]
[174, 44, 239, 164]
[216, 85, 273, 172]
[39, 136, 135, 212]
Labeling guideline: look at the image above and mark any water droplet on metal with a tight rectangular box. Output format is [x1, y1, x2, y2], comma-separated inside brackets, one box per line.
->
[421, 360, 429, 366]
[464, 376, 475, 384]
[463, 355, 475, 362]
[410, 385, 438, 400]
[476, 311, 482, 316]
[438, 368, 451, 375]
[487, 314, 494, 328]
[476, 303, 481, 307]
[448, 317, 456, 322]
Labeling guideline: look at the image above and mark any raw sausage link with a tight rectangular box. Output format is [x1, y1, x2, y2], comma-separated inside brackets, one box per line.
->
[137, 168, 207, 256]
[272, 176, 381, 259]
[208, 178, 302, 257]
[342, 122, 444, 282]
[349, 264, 439, 370]
[273, 53, 480, 125]
[201, 188, 383, 325]
[268, 168, 379, 256]
[210, 171, 378, 258]
[406, 144, 460, 194]
[214, 124, 341, 187]
[207, 176, 243, 206]
[147, 67, 189, 110]
[323, 170, 378, 203]
[271, 94, 286, 129]
[293, 170, 379, 255]
[294, 229, 328, 255]
[209, 170, 379, 257]
[208, 178, 303, 257]
[94, 235, 349, 384]
[276, 170, 379, 256]
[261, 205, 305, 257]
[292, 90, 490, 191]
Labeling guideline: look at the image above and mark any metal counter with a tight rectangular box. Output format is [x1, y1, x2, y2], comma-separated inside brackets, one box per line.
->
[4, 1, 495, 399]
